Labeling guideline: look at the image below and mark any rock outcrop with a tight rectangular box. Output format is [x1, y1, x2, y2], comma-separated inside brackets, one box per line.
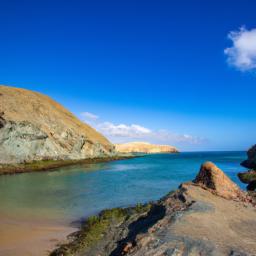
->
[0, 85, 115, 164]
[241, 145, 256, 169]
[52, 162, 256, 256]
[115, 142, 178, 154]
[194, 161, 244, 200]
[239, 145, 256, 191]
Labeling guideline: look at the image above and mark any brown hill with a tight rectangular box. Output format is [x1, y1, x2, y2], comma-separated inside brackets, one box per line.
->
[0, 85, 115, 164]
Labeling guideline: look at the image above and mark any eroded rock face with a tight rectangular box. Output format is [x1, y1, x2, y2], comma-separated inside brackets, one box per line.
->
[194, 161, 243, 200]
[0, 85, 115, 164]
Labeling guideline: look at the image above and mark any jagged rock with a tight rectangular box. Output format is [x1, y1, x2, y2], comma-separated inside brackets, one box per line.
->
[241, 145, 256, 170]
[0, 85, 115, 164]
[194, 161, 243, 200]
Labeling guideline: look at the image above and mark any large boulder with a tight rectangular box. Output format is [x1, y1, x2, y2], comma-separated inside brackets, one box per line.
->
[194, 161, 243, 199]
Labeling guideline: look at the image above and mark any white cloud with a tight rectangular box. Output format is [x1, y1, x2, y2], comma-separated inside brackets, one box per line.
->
[149, 130, 205, 145]
[81, 112, 99, 121]
[224, 27, 256, 71]
[96, 122, 204, 145]
[79, 112, 205, 145]
[98, 122, 151, 138]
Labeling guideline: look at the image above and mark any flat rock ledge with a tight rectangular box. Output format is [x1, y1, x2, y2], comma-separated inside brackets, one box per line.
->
[52, 162, 256, 256]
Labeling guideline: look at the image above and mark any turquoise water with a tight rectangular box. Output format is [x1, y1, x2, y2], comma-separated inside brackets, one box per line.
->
[0, 152, 247, 222]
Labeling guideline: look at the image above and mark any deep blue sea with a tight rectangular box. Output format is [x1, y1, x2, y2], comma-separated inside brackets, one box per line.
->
[0, 152, 247, 222]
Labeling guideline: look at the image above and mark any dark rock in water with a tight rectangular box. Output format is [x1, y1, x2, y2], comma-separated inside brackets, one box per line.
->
[194, 161, 243, 199]
[247, 180, 256, 191]
[241, 145, 256, 170]
[239, 145, 256, 191]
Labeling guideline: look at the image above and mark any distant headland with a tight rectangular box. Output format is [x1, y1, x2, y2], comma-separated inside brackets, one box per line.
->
[115, 141, 179, 154]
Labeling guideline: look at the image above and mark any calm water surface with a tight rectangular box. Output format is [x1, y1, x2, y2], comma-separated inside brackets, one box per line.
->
[0, 152, 247, 222]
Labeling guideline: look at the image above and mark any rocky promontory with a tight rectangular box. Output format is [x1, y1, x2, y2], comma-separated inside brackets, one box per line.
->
[0, 85, 115, 168]
[52, 162, 256, 256]
[238, 144, 256, 191]
[115, 142, 178, 154]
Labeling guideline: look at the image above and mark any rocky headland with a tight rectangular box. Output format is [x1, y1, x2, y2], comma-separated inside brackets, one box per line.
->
[0, 85, 124, 174]
[238, 145, 256, 192]
[51, 162, 256, 256]
[115, 142, 178, 154]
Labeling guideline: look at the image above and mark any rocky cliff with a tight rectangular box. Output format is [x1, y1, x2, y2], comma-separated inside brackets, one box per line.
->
[52, 162, 256, 256]
[241, 145, 256, 170]
[0, 85, 115, 164]
[115, 142, 178, 154]
[238, 144, 256, 191]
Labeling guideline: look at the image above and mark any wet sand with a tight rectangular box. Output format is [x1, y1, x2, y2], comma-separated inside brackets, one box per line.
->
[0, 212, 76, 256]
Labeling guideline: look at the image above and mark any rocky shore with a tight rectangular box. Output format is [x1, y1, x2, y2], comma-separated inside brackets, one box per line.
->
[238, 144, 256, 191]
[51, 162, 256, 256]
[0, 155, 135, 175]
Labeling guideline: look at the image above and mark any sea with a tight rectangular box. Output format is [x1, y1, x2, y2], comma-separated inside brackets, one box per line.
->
[0, 151, 247, 223]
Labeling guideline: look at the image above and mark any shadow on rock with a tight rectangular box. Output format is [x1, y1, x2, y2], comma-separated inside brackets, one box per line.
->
[110, 204, 166, 256]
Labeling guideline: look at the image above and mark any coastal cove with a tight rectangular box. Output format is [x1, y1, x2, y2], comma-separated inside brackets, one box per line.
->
[0, 155, 135, 175]
[0, 152, 246, 256]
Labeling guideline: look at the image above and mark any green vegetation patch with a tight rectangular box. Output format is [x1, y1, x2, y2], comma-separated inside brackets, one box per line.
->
[0, 155, 136, 175]
[238, 171, 256, 184]
[50, 203, 152, 256]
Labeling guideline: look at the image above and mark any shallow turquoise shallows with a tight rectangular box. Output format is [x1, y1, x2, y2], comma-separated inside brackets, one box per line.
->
[0, 152, 247, 222]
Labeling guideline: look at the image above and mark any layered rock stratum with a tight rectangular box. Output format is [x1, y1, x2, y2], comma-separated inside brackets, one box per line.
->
[115, 142, 178, 154]
[0, 85, 115, 164]
[52, 162, 256, 256]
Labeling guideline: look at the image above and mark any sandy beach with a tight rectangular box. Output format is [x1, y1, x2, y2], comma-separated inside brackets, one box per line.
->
[0, 212, 76, 256]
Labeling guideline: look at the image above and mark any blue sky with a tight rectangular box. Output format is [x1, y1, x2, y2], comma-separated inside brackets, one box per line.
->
[1, 0, 256, 151]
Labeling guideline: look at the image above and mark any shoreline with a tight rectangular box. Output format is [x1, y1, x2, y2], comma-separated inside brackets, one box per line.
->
[49, 162, 256, 256]
[50, 202, 154, 256]
[0, 211, 76, 256]
[0, 154, 137, 175]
